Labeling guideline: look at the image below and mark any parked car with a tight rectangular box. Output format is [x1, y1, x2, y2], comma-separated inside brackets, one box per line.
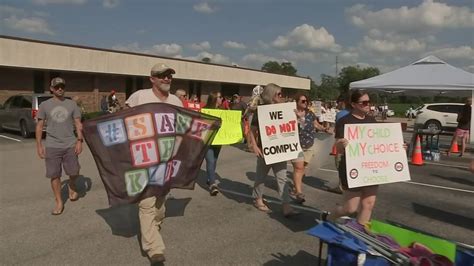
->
[414, 103, 464, 131]
[0, 94, 55, 138]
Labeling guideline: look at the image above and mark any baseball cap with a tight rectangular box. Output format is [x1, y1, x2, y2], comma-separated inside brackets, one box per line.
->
[151, 63, 176, 76]
[51, 77, 66, 87]
[233, 94, 239, 97]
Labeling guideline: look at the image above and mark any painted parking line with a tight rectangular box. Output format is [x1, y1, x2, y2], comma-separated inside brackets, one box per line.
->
[317, 168, 473, 194]
[0, 134, 22, 142]
[405, 181, 474, 194]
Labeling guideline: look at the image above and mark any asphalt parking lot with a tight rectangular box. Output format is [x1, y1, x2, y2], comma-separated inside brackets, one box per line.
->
[0, 128, 473, 265]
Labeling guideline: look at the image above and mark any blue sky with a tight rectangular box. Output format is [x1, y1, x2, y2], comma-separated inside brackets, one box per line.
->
[1, 0, 472, 82]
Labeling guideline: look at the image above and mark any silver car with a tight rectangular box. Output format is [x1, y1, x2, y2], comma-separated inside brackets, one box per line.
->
[0, 94, 55, 138]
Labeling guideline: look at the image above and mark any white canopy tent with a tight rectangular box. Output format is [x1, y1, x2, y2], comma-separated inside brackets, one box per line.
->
[349, 55, 474, 143]
[350, 56, 473, 93]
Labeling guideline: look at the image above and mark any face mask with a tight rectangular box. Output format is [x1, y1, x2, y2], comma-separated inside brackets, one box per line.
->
[159, 84, 171, 92]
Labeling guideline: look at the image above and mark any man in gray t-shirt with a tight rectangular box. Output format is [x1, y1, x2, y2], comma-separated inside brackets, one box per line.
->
[36, 77, 84, 215]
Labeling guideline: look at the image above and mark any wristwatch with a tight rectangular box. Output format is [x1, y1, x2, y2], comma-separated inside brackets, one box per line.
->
[77, 138, 84, 143]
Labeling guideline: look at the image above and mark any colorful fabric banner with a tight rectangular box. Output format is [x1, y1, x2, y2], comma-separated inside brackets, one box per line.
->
[201, 109, 243, 145]
[257, 102, 301, 164]
[344, 123, 411, 188]
[83, 103, 221, 206]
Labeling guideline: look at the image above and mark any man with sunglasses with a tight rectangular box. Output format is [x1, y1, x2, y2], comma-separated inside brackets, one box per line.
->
[125, 63, 182, 265]
[35, 77, 83, 216]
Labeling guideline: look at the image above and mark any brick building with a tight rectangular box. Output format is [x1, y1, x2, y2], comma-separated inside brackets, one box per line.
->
[0, 36, 310, 112]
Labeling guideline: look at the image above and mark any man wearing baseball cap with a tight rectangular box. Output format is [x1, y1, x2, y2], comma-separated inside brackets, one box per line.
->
[125, 63, 183, 265]
[35, 77, 83, 215]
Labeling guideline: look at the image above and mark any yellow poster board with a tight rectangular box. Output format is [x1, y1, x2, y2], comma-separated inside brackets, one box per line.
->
[201, 109, 243, 145]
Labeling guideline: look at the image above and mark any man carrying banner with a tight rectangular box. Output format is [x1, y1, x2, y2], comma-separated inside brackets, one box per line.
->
[125, 63, 183, 265]
[35, 77, 83, 215]
[248, 83, 298, 217]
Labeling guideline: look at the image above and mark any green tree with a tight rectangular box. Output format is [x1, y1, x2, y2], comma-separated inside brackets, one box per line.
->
[202, 57, 211, 63]
[316, 74, 340, 101]
[338, 65, 380, 92]
[261, 61, 298, 76]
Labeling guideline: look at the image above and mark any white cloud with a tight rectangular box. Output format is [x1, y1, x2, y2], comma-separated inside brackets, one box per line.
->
[347, 0, 474, 33]
[223, 41, 246, 49]
[103, 0, 119, 8]
[186, 52, 231, 64]
[151, 43, 182, 57]
[193, 2, 217, 14]
[32, 0, 86, 5]
[190, 41, 211, 51]
[1, 5, 54, 35]
[427, 46, 474, 60]
[271, 24, 340, 51]
[362, 36, 426, 54]
[112, 42, 182, 57]
[280, 50, 317, 62]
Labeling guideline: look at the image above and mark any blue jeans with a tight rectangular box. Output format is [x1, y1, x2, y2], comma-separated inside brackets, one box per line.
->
[205, 146, 221, 185]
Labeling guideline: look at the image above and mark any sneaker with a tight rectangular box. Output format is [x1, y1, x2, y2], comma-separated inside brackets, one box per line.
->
[209, 184, 219, 196]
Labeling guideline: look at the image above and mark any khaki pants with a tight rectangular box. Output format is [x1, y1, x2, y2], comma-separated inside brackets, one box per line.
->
[139, 195, 166, 257]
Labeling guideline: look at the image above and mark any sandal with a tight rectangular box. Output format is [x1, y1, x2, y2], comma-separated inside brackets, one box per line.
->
[294, 193, 306, 204]
[253, 201, 270, 212]
[69, 185, 79, 201]
[51, 206, 64, 216]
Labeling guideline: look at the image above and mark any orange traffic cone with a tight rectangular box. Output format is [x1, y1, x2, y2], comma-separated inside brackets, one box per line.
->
[450, 141, 459, 153]
[411, 136, 423, 166]
[330, 144, 338, 156]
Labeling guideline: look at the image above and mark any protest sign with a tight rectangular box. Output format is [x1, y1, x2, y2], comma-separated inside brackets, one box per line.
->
[313, 101, 322, 117]
[324, 108, 337, 123]
[201, 109, 242, 145]
[83, 103, 221, 206]
[257, 102, 301, 164]
[344, 123, 410, 188]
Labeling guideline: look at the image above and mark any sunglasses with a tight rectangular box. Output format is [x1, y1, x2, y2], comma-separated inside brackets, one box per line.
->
[356, 100, 370, 106]
[299, 99, 307, 104]
[53, 85, 65, 90]
[154, 73, 173, 79]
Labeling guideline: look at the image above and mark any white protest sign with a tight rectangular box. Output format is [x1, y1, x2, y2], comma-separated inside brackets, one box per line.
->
[313, 101, 322, 117]
[324, 109, 337, 123]
[258, 102, 301, 164]
[344, 123, 410, 188]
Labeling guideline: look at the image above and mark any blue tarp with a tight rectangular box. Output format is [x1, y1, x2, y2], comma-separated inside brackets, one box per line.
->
[307, 222, 390, 266]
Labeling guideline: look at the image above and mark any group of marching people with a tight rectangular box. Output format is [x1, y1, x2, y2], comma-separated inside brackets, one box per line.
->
[185, 82, 385, 225]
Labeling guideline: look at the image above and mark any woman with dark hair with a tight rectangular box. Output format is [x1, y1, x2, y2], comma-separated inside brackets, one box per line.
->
[291, 93, 327, 203]
[324, 90, 380, 225]
[448, 98, 471, 157]
[248, 83, 298, 217]
[203, 91, 224, 196]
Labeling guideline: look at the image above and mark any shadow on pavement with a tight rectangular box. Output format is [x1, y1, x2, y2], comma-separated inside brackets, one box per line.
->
[302, 174, 331, 191]
[95, 197, 191, 238]
[60, 175, 92, 203]
[263, 250, 321, 266]
[431, 173, 474, 186]
[96, 204, 139, 237]
[412, 203, 474, 231]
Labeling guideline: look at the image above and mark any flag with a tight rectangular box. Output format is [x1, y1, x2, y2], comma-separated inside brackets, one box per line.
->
[83, 103, 221, 206]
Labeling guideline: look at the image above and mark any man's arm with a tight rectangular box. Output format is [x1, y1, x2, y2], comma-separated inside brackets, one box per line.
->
[36, 119, 45, 159]
[74, 117, 83, 155]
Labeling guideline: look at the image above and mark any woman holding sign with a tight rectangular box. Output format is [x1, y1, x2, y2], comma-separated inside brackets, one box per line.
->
[291, 93, 328, 203]
[248, 83, 299, 217]
[203, 91, 224, 196]
[325, 90, 379, 225]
